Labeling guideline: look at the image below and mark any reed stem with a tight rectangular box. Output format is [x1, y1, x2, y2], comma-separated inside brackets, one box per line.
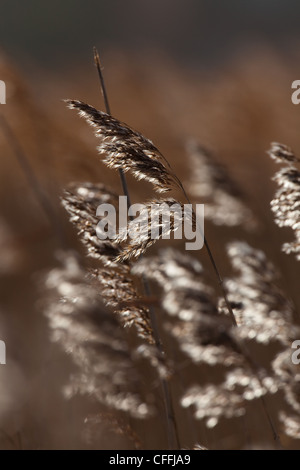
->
[93, 47, 180, 449]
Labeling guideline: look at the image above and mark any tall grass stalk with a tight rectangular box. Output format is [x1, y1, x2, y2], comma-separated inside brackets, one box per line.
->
[93, 48, 180, 449]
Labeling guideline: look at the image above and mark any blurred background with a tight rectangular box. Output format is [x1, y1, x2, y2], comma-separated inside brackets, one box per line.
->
[1, 0, 300, 66]
[0, 0, 300, 450]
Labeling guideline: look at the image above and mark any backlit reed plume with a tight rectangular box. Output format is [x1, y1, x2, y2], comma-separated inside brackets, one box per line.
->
[83, 412, 142, 449]
[66, 100, 179, 193]
[91, 268, 154, 344]
[272, 349, 300, 439]
[62, 182, 123, 267]
[221, 241, 295, 345]
[268, 142, 300, 164]
[279, 412, 300, 440]
[133, 249, 241, 367]
[134, 249, 279, 430]
[44, 251, 151, 418]
[65, 97, 237, 330]
[268, 142, 300, 261]
[115, 198, 192, 262]
[181, 368, 278, 429]
[186, 139, 253, 227]
[61, 182, 154, 344]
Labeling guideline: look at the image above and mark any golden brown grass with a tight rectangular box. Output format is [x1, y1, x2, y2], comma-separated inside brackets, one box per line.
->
[0, 47, 300, 449]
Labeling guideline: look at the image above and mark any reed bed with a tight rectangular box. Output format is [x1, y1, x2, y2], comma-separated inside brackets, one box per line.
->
[0, 50, 299, 449]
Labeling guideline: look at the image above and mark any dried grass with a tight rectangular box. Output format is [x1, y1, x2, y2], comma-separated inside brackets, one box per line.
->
[1, 51, 300, 450]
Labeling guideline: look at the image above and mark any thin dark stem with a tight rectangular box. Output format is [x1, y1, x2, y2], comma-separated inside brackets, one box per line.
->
[203, 237, 237, 326]
[0, 114, 65, 247]
[180, 174, 282, 445]
[93, 47, 111, 116]
[93, 47, 133, 208]
[178, 180, 237, 326]
[236, 337, 282, 447]
[93, 47, 180, 450]
[159, 137, 282, 444]
[93, 49, 280, 448]
[260, 394, 282, 446]
[150, 148, 237, 326]
[259, 395, 281, 447]
[94, 46, 229, 327]
[142, 275, 163, 351]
